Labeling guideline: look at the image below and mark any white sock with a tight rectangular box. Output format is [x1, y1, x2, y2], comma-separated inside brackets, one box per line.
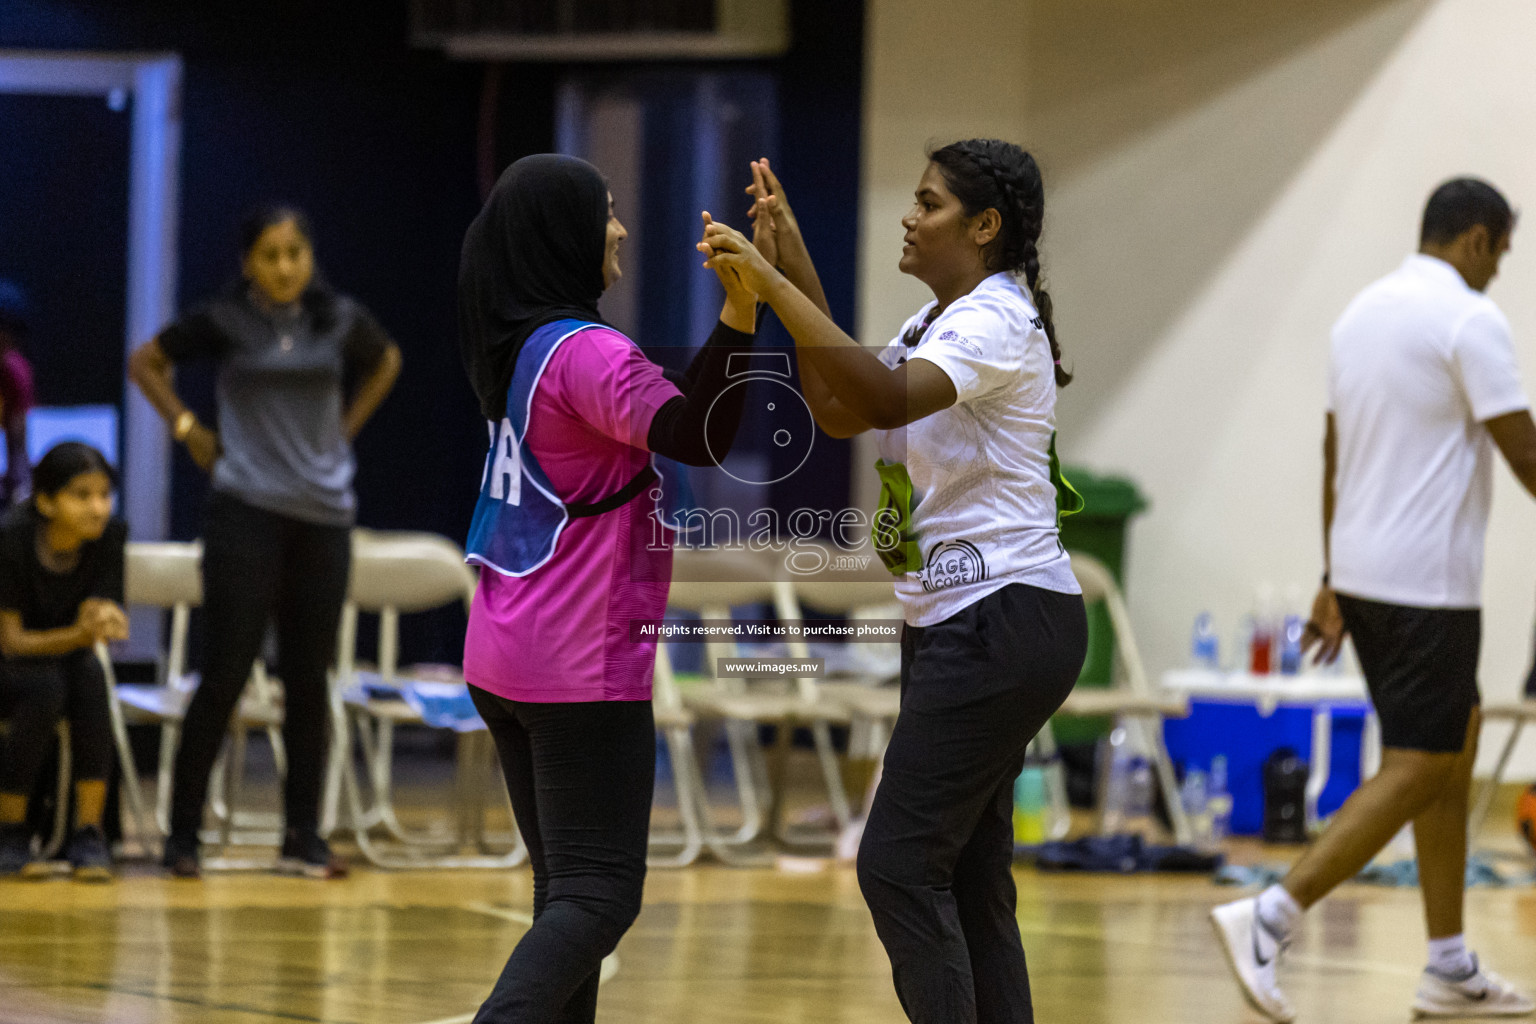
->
[1255, 884, 1303, 941]
[1427, 934, 1475, 978]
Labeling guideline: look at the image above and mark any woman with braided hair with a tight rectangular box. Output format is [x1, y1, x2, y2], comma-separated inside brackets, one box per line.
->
[705, 140, 1085, 1023]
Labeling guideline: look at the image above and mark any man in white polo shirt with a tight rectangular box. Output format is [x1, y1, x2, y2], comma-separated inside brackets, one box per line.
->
[1214, 178, 1536, 1022]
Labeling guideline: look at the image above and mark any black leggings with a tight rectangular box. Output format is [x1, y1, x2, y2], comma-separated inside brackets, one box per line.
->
[0, 648, 113, 796]
[168, 492, 351, 841]
[468, 687, 654, 1024]
[857, 583, 1087, 1024]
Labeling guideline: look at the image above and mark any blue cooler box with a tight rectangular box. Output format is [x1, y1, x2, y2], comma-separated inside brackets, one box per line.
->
[1163, 699, 1368, 835]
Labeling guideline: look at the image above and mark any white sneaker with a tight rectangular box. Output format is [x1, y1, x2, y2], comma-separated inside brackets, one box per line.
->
[1210, 897, 1297, 1023]
[1413, 955, 1535, 1018]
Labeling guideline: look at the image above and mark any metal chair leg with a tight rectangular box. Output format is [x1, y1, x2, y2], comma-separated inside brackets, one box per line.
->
[345, 709, 455, 845]
[319, 672, 347, 837]
[94, 644, 158, 853]
[650, 726, 705, 868]
[1031, 722, 1073, 841]
[220, 728, 246, 852]
[777, 718, 854, 847]
[347, 709, 386, 831]
[39, 724, 72, 860]
[1127, 714, 1192, 845]
[375, 719, 448, 844]
[813, 719, 854, 829]
[154, 721, 178, 835]
[472, 735, 524, 856]
[1470, 718, 1525, 842]
[344, 722, 525, 870]
[720, 719, 766, 845]
[683, 726, 765, 866]
[209, 747, 228, 825]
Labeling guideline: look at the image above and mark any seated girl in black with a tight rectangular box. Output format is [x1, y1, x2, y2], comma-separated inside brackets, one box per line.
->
[0, 442, 127, 880]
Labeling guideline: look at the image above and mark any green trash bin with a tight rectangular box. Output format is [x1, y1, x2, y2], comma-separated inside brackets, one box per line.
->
[1055, 466, 1148, 744]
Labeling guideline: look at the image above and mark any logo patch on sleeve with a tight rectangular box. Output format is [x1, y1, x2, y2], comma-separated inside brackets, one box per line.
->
[938, 330, 983, 356]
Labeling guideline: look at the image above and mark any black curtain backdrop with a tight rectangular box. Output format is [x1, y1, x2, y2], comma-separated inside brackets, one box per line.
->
[0, 0, 863, 664]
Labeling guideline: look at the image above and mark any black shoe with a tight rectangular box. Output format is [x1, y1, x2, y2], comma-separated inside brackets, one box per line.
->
[66, 825, 113, 882]
[161, 832, 201, 879]
[278, 829, 348, 879]
[0, 822, 37, 876]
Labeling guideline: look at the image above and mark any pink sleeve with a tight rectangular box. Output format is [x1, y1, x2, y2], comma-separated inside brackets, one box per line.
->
[541, 328, 683, 450]
[0, 351, 36, 415]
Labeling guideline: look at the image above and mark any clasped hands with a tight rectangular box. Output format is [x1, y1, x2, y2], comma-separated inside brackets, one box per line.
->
[77, 597, 130, 646]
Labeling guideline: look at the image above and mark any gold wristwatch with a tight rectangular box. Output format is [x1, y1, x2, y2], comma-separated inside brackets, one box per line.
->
[173, 410, 197, 442]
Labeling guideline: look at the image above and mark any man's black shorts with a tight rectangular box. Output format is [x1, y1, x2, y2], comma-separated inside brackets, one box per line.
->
[1335, 592, 1480, 754]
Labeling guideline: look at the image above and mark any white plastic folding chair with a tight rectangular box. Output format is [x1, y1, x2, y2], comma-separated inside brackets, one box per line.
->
[92, 643, 156, 855]
[112, 540, 289, 856]
[786, 542, 903, 742]
[647, 642, 729, 867]
[338, 529, 525, 869]
[1470, 698, 1536, 845]
[1039, 551, 1192, 843]
[668, 545, 853, 851]
[778, 544, 903, 856]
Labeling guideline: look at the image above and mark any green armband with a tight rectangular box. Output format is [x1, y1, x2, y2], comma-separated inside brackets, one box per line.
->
[1050, 432, 1085, 526]
[871, 459, 922, 576]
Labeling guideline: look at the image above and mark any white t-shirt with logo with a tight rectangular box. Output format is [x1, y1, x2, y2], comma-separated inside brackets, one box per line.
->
[874, 271, 1080, 627]
[1329, 253, 1529, 609]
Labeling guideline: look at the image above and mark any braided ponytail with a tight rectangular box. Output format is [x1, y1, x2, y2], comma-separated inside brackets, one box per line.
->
[1020, 242, 1069, 388]
[928, 139, 1071, 387]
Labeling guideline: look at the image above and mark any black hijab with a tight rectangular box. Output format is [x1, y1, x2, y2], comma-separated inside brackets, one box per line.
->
[458, 153, 613, 419]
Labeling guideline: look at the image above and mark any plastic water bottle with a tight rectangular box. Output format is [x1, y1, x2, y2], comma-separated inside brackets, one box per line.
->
[1249, 584, 1277, 674]
[1208, 755, 1233, 844]
[1099, 727, 1133, 834]
[1191, 612, 1220, 670]
[1013, 762, 1047, 845]
[1124, 756, 1157, 839]
[1249, 625, 1274, 674]
[1278, 614, 1304, 674]
[1233, 615, 1255, 673]
[1181, 768, 1213, 851]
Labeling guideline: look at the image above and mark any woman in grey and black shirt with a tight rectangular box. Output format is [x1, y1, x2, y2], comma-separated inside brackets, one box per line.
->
[129, 206, 401, 877]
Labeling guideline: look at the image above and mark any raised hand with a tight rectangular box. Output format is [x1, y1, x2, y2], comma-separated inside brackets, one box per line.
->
[743, 157, 834, 325]
[745, 160, 779, 268]
[745, 158, 802, 246]
[698, 212, 757, 333]
[699, 219, 779, 298]
[748, 195, 778, 269]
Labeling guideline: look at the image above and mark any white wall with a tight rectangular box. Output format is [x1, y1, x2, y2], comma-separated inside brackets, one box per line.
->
[861, 0, 1536, 776]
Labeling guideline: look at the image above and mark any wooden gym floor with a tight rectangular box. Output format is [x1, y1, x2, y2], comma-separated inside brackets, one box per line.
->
[2, 791, 1533, 1023]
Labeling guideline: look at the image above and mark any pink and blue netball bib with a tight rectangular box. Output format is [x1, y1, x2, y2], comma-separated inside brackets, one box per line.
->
[466, 319, 696, 577]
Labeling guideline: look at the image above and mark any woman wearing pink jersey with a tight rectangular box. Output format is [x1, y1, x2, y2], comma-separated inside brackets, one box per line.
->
[457, 153, 758, 1023]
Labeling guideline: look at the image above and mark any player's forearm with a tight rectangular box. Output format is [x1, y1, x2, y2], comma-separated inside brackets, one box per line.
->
[775, 236, 832, 321]
[1322, 479, 1334, 577]
[344, 344, 402, 440]
[761, 276, 904, 428]
[0, 622, 93, 658]
[128, 339, 192, 426]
